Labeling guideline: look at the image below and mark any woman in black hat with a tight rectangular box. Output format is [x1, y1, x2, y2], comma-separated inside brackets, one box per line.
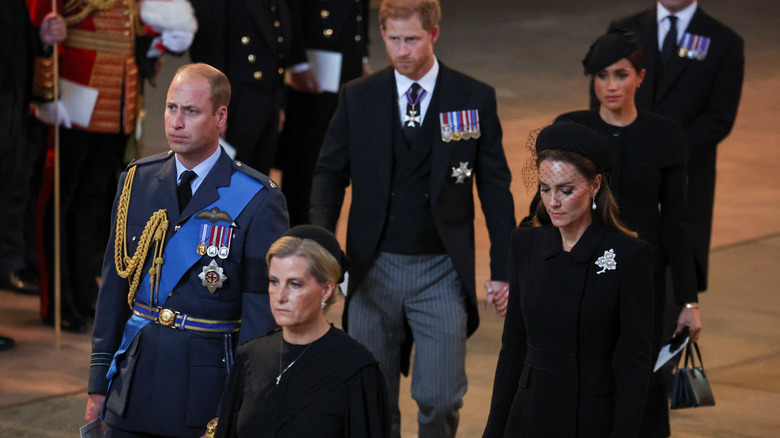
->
[483, 122, 655, 437]
[212, 225, 391, 438]
[559, 28, 702, 438]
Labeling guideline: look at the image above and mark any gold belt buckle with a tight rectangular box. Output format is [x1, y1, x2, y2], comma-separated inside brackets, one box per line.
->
[157, 308, 178, 327]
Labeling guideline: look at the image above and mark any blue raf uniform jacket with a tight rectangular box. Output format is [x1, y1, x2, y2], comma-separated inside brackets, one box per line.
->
[88, 149, 288, 436]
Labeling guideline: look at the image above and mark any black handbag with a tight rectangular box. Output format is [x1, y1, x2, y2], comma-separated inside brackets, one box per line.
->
[670, 342, 716, 409]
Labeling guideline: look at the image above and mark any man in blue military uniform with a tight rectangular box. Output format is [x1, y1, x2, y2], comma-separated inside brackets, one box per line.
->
[84, 63, 288, 437]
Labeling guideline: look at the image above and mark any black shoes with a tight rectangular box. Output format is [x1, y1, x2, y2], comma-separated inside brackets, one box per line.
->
[0, 336, 15, 351]
[0, 270, 39, 295]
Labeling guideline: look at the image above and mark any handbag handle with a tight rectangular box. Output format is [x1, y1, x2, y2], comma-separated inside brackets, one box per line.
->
[682, 342, 706, 370]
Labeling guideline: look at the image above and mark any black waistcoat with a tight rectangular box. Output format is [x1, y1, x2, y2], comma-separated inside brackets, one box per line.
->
[378, 92, 445, 254]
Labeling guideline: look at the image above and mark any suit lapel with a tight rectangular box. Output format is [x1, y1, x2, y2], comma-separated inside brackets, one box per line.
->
[177, 150, 233, 224]
[430, 64, 464, 201]
[370, 68, 396, 194]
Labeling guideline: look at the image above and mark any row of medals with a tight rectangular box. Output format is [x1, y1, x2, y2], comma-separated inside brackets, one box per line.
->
[678, 46, 707, 61]
[442, 125, 481, 143]
[197, 241, 229, 259]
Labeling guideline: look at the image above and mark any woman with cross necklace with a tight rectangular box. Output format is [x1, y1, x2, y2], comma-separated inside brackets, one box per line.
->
[211, 225, 391, 438]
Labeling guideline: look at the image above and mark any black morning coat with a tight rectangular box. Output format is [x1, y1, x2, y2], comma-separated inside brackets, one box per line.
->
[603, 6, 744, 290]
[484, 223, 654, 437]
[310, 63, 516, 341]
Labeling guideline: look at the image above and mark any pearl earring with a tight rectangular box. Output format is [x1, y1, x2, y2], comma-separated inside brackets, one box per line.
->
[591, 197, 597, 210]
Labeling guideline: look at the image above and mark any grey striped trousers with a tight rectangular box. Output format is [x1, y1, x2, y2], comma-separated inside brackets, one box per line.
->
[348, 252, 468, 438]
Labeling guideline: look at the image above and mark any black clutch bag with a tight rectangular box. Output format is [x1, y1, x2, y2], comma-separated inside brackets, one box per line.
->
[670, 342, 716, 409]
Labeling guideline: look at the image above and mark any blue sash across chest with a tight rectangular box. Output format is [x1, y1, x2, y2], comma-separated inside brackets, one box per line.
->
[106, 171, 263, 381]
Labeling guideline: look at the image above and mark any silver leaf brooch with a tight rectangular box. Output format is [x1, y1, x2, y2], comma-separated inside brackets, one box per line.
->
[595, 249, 617, 274]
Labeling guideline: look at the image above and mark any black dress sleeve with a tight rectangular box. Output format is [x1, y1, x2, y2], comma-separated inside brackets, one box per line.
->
[214, 353, 247, 438]
[346, 363, 392, 437]
[658, 121, 698, 303]
[611, 240, 654, 437]
[483, 228, 531, 437]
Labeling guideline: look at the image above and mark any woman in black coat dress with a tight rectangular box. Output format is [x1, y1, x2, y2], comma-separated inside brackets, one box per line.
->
[213, 226, 391, 438]
[558, 29, 702, 437]
[483, 122, 655, 437]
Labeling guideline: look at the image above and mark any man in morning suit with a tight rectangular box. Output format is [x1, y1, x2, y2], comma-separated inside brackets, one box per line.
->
[189, 0, 301, 174]
[310, 1, 515, 436]
[84, 64, 288, 437]
[603, 3, 743, 437]
[605, 0, 744, 293]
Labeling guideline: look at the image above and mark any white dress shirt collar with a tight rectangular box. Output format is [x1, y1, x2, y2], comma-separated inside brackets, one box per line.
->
[657, 1, 698, 48]
[175, 146, 222, 195]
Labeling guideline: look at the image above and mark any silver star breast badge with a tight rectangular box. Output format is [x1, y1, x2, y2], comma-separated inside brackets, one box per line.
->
[199, 259, 227, 293]
[595, 249, 617, 274]
[450, 162, 473, 184]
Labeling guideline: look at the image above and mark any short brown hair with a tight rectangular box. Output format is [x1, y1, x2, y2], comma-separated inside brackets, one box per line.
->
[379, 0, 441, 31]
[175, 63, 231, 114]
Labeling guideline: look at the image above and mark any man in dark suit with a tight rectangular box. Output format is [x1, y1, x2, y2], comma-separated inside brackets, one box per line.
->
[310, 1, 515, 436]
[276, 0, 370, 226]
[189, 0, 302, 174]
[84, 64, 288, 437]
[606, 0, 744, 293]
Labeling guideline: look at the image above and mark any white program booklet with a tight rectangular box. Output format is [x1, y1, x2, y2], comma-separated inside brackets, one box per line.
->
[79, 419, 102, 438]
[654, 336, 689, 372]
[60, 78, 99, 128]
[306, 49, 343, 93]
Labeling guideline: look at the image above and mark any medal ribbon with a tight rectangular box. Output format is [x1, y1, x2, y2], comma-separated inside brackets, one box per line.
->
[199, 224, 209, 247]
[221, 226, 232, 252]
[404, 86, 427, 110]
[451, 111, 462, 133]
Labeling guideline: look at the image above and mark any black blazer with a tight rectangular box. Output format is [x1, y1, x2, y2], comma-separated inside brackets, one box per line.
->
[484, 224, 654, 437]
[310, 63, 515, 337]
[287, 0, 369, 84]
[189, 0, 298, 87]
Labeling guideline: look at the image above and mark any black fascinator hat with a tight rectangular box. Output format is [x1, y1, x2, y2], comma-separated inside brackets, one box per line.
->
[282, 225, 350, 283]
[535, 121, 611, 174]
[582, 28, 641, 75]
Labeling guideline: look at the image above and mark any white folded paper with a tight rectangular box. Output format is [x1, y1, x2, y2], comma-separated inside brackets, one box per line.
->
[654, 336, 689, 372]
[79, 419, 101, 438]
[306, 49, 343, 93]
[60, 78, 99, 128]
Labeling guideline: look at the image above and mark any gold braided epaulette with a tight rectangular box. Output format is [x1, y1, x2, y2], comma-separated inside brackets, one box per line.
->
[114, 165, 169, 308]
